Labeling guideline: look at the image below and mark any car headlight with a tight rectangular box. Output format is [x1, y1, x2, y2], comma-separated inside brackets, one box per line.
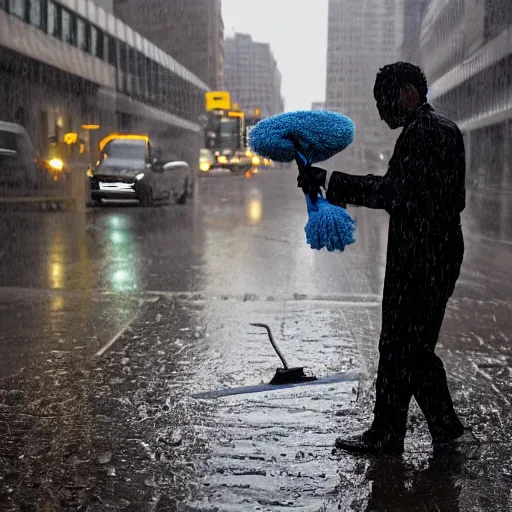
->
[48, 158, 64, 171]
[135, 173, 145, 181]
[252, 156, 260, 166]
[200, 162, 210, 172]
[218, 156, 228, 164]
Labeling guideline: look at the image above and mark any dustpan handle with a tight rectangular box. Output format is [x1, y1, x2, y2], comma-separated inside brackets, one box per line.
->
[250, 323, 289, 369]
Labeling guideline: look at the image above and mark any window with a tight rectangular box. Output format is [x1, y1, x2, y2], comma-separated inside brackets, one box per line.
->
[104, 34, 109, 61]
[103, 140, 146, 161]
[77, 17, 88, 52]
[95, 29, 104, 59]
[152, 61, 159, 101]
[119, 42, 127, 72]
[91, 25, 98, 57]
[0, 0, 6, 12]
[128, 47, 135, 75]
[62, 9, 76, 45]
[91, 26, 104, 59]
[0, 130, 18, 151]
[62, 9, 71, 41]
[118, 42, 127, 92]
[160, 67, 169, 105]
[29, 0, 42, 27]
[9, 0, 25, 19]
[138, 52, 146, 97]
[107, 35, 116, 65]
[47, 0, 60, 38]
[128, 47, 136, 94]
[146, 57, 153, 98]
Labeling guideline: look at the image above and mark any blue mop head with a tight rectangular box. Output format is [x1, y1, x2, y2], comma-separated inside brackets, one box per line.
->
[305, 195, 356, 251]
[249, 109, 357, 252]
[249, 110, 355, 164]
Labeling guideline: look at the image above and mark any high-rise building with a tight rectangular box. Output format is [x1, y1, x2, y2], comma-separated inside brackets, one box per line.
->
[113, 0, 224, 90]
[419, 0, 512, 190]
[311, 102, 326, 111]
[93, 0, 113, 13]
[224, 33, 284, 117]
[400, 0, 429, 63]
[325, 0, 404, 170]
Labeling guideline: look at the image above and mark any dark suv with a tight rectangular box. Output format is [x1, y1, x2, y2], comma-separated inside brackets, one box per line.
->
[89, 135, 191, 206]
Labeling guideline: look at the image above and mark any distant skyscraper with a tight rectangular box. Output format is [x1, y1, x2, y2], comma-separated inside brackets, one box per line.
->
[400, 0, 429, 63]
[93, 0, 113, 12]
[113, 0, 224, 90]
[326, 0, 404, 169]
[224, 33, 284, 117]
[311, 102, 326, 111]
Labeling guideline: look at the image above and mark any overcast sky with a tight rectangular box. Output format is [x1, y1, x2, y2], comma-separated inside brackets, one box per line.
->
[222, 0, 329, 112]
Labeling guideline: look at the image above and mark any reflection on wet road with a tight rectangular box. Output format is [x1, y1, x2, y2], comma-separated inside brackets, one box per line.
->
[0, 170, 511, 511]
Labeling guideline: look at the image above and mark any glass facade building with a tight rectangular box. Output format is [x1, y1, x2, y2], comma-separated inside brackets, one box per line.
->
[416, 0, 512, 189]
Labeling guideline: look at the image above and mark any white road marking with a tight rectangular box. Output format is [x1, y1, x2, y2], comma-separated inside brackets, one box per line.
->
[94, 311, 141, 357]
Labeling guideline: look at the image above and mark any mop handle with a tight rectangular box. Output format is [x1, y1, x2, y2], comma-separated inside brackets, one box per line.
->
[287, 136, 320, 203]
[250, 323, 289, 370]
[288, 135, 309, 174]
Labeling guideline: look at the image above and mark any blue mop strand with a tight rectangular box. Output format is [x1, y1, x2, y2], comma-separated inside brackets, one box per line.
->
[300, 153, 356, 252]
[304, 194, 356, 252]
[305, 198, 322, 250]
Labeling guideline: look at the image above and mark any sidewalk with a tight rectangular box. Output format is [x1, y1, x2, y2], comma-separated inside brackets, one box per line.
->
[0, 169, 510, 510]
[176, 296, 512, 512]
[0, 291, 501, 511]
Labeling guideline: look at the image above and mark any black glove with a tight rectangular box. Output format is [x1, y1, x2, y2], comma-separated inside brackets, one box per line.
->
[297, 165, 327, 200]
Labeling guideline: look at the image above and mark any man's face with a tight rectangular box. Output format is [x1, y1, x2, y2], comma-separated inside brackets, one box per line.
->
[374, 85, 409, 130]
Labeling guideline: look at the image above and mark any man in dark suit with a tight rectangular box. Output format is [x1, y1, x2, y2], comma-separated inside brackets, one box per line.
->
[302, 62, 467, 454]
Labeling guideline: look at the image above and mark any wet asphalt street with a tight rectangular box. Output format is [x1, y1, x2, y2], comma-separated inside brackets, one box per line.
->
[0, 168, 511, 511]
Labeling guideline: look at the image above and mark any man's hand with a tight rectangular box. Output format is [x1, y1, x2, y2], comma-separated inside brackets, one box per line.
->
[297, 165, 327, 198]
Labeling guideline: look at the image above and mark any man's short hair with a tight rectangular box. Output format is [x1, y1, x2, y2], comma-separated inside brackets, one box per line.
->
[374, 62, 429, 103]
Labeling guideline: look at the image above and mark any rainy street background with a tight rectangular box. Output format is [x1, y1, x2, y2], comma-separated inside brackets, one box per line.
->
[0, 172, 511, 511]
[1, 0, 512, 511]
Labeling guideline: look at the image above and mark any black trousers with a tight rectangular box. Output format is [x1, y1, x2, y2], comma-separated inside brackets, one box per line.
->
[371, 232, 464, 442]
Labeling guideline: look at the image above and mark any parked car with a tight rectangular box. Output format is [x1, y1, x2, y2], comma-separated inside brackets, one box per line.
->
[0, 121, 44, 194]
[89, 134, 192, 206]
